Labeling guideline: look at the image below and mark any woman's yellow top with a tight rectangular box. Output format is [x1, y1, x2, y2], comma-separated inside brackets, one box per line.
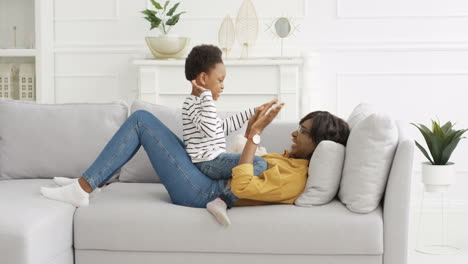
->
[228, 151, 309, 206]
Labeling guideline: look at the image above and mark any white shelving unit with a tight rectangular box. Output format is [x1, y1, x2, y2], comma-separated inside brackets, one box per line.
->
[0, 0, 54, 103]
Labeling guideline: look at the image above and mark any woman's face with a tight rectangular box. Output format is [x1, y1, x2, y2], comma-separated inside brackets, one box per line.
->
[290, 119, 316, 159]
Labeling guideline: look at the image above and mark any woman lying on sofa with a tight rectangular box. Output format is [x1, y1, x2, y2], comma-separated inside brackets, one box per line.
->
[40, 100, 349, 225]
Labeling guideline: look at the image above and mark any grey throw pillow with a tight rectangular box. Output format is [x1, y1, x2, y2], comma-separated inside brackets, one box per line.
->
[347, 103, 376, 130]
[295, 141, 345, 206]
[338, 113, 399, 213]
[0, 99, 128, 180]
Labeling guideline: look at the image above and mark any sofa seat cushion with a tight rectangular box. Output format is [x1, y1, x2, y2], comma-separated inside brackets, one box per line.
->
[74, 182, 383, 255]
[0, 179, 75, 264]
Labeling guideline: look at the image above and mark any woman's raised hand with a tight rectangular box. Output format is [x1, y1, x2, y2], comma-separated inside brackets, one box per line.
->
[191, 80, 207, 97]
[255, 99, 277, 114]
[250, 100, 285, 134]
[245, 99, 278, 136]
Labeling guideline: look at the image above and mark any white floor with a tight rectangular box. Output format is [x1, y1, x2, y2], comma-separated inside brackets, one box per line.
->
[407, 184, 468, 264]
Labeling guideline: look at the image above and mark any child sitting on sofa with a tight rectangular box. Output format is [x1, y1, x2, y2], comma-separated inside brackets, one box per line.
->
[182, 45, 273, 225]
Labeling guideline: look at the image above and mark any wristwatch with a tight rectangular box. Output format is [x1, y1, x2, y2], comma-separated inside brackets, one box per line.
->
[246, 134, 261, 145]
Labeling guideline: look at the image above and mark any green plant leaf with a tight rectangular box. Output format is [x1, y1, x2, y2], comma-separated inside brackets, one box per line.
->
[141, 9, 161, 29]
[419, 124, 432, 134]
[166, 2, 180, 16]
[428, 133, 443, 164]
[441, 128, 465, 150]
[432, 120, 444, 137]
[163, 1, 170, 10]
[439, 137, 463, 165]
[454, 129, 468, 139]
[150, 0, 163, 10]
[415, 140, 434, 164]
[141, 9, 156, 17]
[441, 121, 453, 134]
[149, 17, 162, 29]
[150, 19, 162, 29]
[411, 123, 435, 161]
[166, 11, 185, 25]
[441, 130, 456, 149]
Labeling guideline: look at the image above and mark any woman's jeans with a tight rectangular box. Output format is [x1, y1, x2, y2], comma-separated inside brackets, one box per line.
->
[82, 110, 228, 208]
[195, 153, 267, 207]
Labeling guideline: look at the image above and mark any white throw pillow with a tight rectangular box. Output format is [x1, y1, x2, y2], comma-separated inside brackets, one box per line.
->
[119, 101, 247, 183]
[0, 99, 128, 180]
[295, 141, 345, 206]
[347, 103, 376, 130]
[338, 113, 399, 213]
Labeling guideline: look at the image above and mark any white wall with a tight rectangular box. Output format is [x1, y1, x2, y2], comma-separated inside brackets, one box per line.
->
[298, 0, 468, 210]
[52, 0, 307, 104]
[50, 0, 468, 206]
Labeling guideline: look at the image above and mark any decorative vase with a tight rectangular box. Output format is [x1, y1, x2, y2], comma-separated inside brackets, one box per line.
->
[235, 0, 258, 59]
[421, 162, 455, 192]
[218, 15, 236, 59]
[145, 34, 191, 59]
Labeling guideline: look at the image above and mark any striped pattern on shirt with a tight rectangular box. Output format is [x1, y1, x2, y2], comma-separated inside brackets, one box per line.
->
[182, 90, 255, 163]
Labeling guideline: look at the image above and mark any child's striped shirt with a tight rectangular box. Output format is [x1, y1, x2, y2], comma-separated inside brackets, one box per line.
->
[182, 90, 255, 163]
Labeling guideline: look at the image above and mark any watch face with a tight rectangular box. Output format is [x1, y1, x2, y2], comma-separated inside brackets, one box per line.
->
[253, 134, 261, 144]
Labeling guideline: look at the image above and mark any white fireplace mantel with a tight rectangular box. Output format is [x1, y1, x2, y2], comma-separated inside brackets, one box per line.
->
[133, 55, 317, 120]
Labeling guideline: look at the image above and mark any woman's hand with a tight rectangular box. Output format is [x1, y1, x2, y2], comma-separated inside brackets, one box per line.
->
[255, 99, 277, 114]
[245, 99, 278, 137]
[239, 101, 284, 165]
[250, 102, 285, 135]
[191, 80, 207, 97]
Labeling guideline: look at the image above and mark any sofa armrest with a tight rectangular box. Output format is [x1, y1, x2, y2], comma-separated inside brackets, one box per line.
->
[383, 139, 414, 264]
[261, 121, 297, 154]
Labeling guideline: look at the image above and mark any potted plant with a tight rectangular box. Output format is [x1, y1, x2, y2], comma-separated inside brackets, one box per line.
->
[141, 0, 189, 59]
[412, 120, 467, 192]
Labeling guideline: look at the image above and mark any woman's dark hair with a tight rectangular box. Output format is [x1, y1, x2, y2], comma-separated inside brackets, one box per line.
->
[185, 44, 223, 81]
[300, 111, 350, 147]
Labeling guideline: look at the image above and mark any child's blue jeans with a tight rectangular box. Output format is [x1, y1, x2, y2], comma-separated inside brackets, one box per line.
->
[195, 153, 268, 208]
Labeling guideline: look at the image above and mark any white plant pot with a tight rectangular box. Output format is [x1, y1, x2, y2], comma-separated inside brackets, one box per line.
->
[145, 34, 190, 59]
[421, 162, 455, 192]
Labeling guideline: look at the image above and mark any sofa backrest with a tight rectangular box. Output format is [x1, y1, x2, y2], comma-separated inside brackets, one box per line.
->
[0, 99, 128, 180]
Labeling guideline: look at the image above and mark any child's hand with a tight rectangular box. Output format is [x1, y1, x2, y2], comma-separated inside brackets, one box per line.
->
[251, 99, 278, 124]
[246, 99, 281, 137]
[191, 80, 207, 97]
[255, 99, 278, 114]
[250, 102, 285, 134]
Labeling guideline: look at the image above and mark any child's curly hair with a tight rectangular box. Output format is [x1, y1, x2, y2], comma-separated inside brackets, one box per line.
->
[185, 44, 223, 81]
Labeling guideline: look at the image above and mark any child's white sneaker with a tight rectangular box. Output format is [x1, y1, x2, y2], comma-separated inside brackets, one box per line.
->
[207, 198, 231, 226]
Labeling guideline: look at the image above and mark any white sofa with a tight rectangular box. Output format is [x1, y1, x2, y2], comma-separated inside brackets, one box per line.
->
[0, 99, 414, 264]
